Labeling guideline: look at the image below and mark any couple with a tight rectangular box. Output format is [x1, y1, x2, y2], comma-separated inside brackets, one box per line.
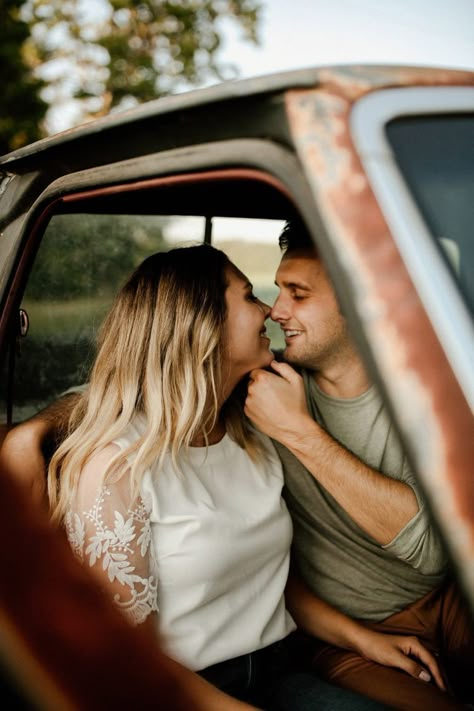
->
[3, 220, 473, 709]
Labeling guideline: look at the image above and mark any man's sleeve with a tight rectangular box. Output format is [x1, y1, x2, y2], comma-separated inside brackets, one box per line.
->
[382, 459, 448, 575]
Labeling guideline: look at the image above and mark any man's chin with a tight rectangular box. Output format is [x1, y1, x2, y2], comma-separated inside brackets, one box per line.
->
[282, 345, 311, 369]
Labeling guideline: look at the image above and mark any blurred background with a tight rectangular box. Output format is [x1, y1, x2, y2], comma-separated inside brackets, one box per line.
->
[2, 0, 473, 150]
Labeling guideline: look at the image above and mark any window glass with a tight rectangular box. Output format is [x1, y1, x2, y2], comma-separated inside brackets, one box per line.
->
[14, 214, 204, 421]
[11, 212, 284, 423]
[386, 114, 474, 313]
[212, 217, 285, 351]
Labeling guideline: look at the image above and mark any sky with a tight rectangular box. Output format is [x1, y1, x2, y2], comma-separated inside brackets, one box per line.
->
[44, 0, 471, 238]
[216, 0, 474, 77]
[164, 0, 473, 243]
[43, 0, 474, 133]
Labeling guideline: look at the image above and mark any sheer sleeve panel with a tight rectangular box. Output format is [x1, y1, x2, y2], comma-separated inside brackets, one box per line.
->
[64, 444, 158, 626]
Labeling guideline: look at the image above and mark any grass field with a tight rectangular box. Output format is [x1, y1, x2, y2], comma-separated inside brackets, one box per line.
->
[23, 297, 113, 339]
[22, 237, 284, 346]
[23, 292, 284, 350]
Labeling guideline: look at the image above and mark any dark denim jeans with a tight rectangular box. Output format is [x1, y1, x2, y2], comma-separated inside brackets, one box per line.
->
[199, 632, 386, 710]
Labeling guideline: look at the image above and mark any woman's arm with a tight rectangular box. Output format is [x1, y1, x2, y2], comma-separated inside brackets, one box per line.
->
[285, 567, 446, 691]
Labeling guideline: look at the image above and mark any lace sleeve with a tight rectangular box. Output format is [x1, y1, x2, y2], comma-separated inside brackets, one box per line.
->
[64, 444, 158, 626]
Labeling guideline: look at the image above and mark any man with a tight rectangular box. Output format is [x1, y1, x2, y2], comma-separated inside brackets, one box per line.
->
[245, 219, 474, 710]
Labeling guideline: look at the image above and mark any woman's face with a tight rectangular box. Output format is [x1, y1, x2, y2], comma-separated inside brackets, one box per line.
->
[223, 264, 273, 383]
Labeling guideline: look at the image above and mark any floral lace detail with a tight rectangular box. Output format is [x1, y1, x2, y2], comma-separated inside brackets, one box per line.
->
[66, 510, 86, 563]
[65, 487, 158, 625]
[113, 576, 158, 626]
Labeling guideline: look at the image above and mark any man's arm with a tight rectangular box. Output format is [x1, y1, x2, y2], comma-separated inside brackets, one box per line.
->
[0, 394, 80, 507]
[245, 361, 418, 546]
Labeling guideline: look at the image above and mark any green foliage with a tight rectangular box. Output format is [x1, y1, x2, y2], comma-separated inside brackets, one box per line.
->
[15, 212, 169, 409]
[22, 0, 261, 126]
[25, 213, 167, 300]
[0, 0, 47, 154]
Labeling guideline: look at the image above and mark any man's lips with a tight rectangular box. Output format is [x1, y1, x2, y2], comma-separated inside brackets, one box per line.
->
[283, 329, 303, 339]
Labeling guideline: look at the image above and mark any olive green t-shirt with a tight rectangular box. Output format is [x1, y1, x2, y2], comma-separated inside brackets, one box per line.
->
[277, 371, 447, 622]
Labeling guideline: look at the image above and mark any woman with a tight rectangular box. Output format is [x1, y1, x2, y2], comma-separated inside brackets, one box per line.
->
[48, 245, 443, 709]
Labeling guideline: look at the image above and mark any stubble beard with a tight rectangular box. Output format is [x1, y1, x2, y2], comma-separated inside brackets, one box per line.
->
[283, 332, 348, 373]
[283, 342, 321, 371]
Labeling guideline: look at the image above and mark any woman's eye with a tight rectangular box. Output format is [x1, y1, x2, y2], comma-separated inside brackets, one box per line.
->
[247, 292, 259, 302]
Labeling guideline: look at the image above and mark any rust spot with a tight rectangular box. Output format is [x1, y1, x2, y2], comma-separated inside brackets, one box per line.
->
[285, 73, 474, 591]
[317, 65, 474, 102]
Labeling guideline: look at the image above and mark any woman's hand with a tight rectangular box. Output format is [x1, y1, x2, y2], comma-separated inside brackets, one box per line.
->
[357, 629, 446, 691]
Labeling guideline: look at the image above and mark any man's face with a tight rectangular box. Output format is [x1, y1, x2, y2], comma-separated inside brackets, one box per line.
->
[272, 249, 348, 370]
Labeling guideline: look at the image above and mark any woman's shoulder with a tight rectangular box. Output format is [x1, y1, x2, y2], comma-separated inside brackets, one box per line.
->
[241, 425, 284, 480]
[81, 442, 122, 478]
[77, 442, 127, 498]
[112, 416, 146, 449]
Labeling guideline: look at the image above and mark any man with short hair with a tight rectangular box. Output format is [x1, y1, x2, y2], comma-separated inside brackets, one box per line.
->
[245, 219, 473, 710]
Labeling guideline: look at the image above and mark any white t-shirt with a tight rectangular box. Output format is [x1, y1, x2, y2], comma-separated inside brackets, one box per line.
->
[65, 418, 295, 670]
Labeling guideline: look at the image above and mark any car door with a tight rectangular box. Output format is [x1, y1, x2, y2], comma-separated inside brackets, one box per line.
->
[284, 71, 474, 605]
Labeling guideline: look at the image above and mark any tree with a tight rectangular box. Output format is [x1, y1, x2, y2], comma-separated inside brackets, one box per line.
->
[25, 213, 167, 300]
[21, 0, 261, 130]
[0, 0, 47, 154]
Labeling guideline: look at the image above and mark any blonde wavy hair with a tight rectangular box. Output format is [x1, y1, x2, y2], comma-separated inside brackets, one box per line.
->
[48, 245, 262, 522]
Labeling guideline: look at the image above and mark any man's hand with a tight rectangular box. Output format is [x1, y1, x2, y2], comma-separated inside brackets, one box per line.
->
[0, 393, 80, 509]
[0, 420, 49, 507]
[245, 360, 312, 444]
[246, 362, 419, 545]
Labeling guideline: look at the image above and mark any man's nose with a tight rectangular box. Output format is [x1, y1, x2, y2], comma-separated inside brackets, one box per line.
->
[271, 294, 290, 322]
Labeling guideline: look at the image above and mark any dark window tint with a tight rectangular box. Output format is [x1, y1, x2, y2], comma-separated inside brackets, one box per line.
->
[386, 114, 474, 313]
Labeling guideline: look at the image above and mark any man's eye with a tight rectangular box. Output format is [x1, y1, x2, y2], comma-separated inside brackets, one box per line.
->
[293, 294, 306, 301]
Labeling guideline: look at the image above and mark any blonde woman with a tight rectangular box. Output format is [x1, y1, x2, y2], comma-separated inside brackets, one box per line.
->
[47, 246, 442, 710]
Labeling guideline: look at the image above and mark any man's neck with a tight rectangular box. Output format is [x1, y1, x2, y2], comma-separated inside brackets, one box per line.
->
[313, 354, 371, 399]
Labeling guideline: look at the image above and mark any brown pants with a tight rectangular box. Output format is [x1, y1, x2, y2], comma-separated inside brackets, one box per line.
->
[311, 581, 474, 710]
